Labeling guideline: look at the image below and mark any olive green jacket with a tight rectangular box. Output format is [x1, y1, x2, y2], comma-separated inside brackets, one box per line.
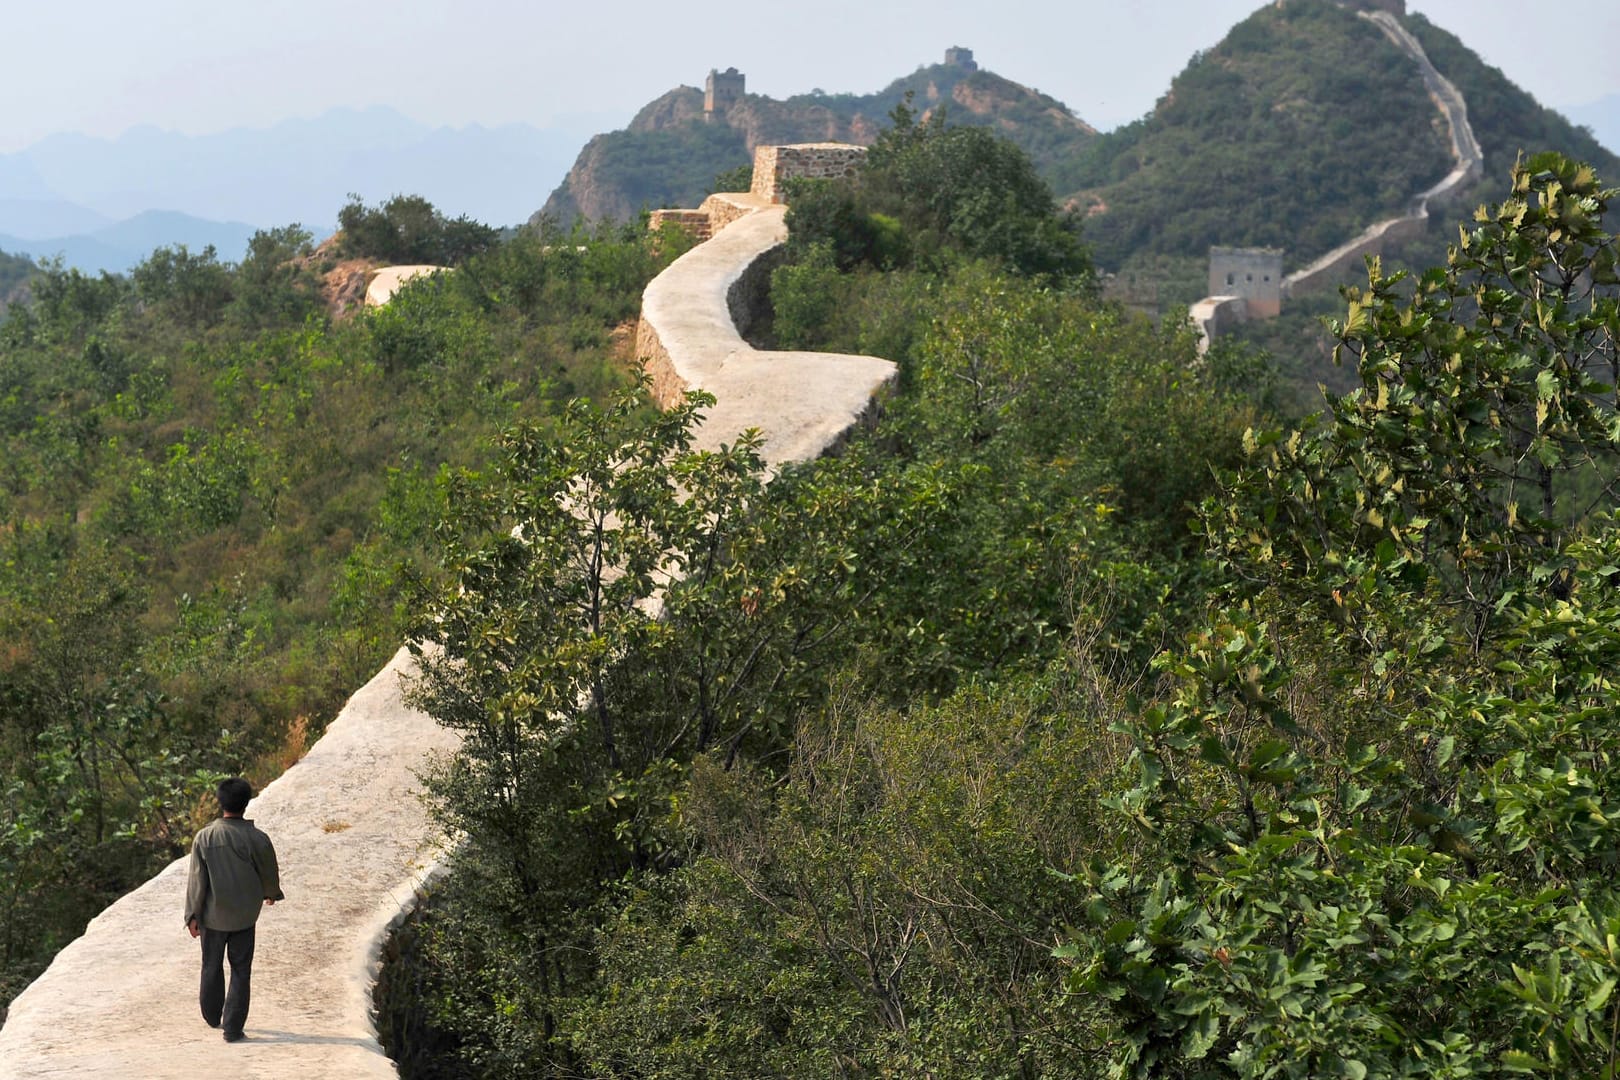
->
[184, 816, 285, 932]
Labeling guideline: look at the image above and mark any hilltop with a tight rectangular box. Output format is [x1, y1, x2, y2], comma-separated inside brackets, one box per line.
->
[543, 0, 1620, 310]
[1067, 0, 1457, 275]
[537, 51, 1096, 225]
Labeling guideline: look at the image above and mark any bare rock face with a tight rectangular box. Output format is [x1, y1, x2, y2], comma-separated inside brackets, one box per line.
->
[538, 134, 640, 225]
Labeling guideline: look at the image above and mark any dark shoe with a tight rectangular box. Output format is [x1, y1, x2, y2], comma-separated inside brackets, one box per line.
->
[223, 1030, 245, 1043]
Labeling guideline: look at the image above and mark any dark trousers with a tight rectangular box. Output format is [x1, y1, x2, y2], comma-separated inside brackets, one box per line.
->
[199, 924, 256, 1035]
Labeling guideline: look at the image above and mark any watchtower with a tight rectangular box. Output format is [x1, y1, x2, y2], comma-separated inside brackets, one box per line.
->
[705, 67, 745, 122]
[944, 46, 978, 71]
[1208, 246, 1284, 319]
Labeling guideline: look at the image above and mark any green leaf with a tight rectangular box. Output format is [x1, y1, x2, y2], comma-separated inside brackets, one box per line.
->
[1500, 1049, 1545, 1073]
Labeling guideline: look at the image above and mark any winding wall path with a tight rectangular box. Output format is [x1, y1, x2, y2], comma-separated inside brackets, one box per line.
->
[0, 164, 893, 1080]
[1193, 6, 1483, 347]
[1279, 9, 1483, 297]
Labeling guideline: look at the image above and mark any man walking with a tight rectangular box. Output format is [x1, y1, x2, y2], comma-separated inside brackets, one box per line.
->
[184, 777, 284, 1043]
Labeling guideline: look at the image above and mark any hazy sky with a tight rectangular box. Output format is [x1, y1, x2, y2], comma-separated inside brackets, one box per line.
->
[2, 0, 1614, 153]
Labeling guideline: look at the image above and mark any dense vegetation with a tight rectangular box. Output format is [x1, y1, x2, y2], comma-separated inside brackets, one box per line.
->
[1405, 14, 1620, 187]
[779, 102, 1093, 282]
[1219, 10, 1620, 416]
[336, 194, 502, 266]
[384, 113, 1268, 1076]
[7, 23, 1619, 1076]
[0, 208, 679, 1010]
[390, 98, 1620, 1074]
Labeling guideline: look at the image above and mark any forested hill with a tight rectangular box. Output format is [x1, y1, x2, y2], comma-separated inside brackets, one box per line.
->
[1064, 0, 1452, 273]
[1064, 0, 1620, 276]
[536, 60, 1095, 225]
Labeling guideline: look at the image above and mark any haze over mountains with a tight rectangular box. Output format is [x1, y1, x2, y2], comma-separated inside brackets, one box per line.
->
[1565, 92, 1620, 154]
[0, 106, 612, 272]
[0, 1, 1616, 278]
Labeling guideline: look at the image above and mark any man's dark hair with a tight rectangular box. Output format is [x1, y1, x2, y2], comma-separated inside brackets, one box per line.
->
[217, 777, 253, 815]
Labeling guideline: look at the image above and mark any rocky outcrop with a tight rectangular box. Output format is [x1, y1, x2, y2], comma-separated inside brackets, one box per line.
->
[536, 62, 1096, 226]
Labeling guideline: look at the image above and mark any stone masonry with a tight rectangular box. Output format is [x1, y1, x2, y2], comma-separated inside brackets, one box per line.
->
[1207, 247, 1284, 319]
[750, 144, 867, 203]
[705, 67, 745, 121]
[650, 142, 869, 244]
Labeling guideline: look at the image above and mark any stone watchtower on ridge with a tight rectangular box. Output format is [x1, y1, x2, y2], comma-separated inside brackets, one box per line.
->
[1209, 246, 1284, 319]
[705, 67, 745, 122]
[944, 46, 978, 71]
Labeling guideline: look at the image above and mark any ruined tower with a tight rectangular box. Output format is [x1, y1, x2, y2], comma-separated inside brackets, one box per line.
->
[1208, 246, 1284, 319]
[705, 67, 745, 122]
[944, 46, 978, 71]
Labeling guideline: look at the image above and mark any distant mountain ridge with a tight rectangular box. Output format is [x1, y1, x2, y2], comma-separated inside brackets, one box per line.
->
[0, 106, 615, 272]
[0, 210, 259, 275]
[539, 57, 1097, 225]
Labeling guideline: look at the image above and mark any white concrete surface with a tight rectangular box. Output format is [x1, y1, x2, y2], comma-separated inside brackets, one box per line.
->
[638, 206, 897, 463]
[364, 266, 449, 307]
[0, 649, 459, 1079]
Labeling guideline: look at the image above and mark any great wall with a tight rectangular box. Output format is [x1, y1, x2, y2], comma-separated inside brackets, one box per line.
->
[1191, 1, 1484, 348]
[0, 144, 893, 1080]
[0, 9, 1490, 1070]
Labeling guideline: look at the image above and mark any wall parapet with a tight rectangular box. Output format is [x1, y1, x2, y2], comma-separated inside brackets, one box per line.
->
[750, 143, 867, 204]
[635, 204, 895, 465]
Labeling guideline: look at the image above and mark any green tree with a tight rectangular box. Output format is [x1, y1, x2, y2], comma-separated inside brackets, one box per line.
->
[782, 101, 1093, 284]
[132, 244, 234, 330]
[337, 194, 499, 266]
[230, 226, 320, 328]
[1071, 154, 1620, 1078]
